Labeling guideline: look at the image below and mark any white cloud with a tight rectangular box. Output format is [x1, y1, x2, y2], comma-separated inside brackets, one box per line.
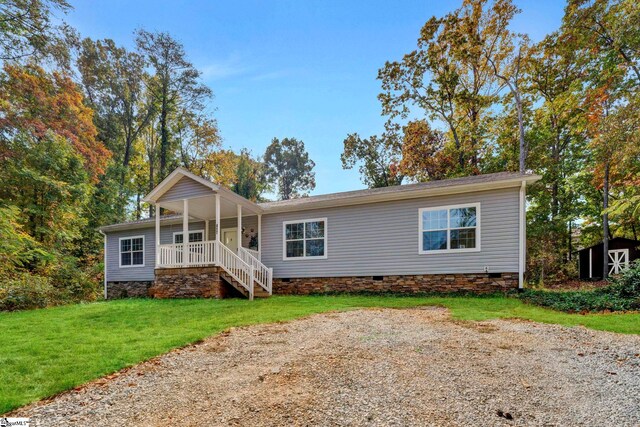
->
[199, 53, 295, 83]
[199, 53, 249, 80]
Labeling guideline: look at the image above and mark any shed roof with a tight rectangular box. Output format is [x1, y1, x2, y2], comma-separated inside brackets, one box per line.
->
[576, 237, 640, 253]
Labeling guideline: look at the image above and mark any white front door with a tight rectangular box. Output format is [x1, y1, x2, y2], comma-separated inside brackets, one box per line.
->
[222, 228, 238, 253]
[608, 249, 629, 275]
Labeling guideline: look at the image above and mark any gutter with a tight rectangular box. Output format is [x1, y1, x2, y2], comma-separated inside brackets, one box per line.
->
[98, 229, 108, 300]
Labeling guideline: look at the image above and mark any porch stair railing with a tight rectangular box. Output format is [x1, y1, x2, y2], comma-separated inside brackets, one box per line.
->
[238, 247, 273, 295]
[217, 242, 254, 300]
[157, 240, 254, 300]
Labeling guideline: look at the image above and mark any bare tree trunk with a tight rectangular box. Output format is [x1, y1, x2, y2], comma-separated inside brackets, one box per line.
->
[602, 161, 610, 280]
[516, 93, 526, 173]
[568, 221, 572, 261]
[160, 80, 169, 180]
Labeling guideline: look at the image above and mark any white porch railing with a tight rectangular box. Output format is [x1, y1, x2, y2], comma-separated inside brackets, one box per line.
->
[239, 247, 272, 294]
[158, 241, 217, 267]
[157, 240, 275, 299]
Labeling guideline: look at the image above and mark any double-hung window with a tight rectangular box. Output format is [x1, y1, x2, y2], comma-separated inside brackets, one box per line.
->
[173, 230, 204, 244]
[283, 218, 327, 259]
[120, 236, 145, 267]
[419, 204, 480, 254]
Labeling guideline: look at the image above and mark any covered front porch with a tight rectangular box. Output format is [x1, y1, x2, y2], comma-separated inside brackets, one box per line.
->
[143, 168, 272, 299]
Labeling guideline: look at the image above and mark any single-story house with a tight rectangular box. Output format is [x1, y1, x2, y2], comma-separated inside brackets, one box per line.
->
[99, 167, 540, 299]
[577, 237, 640, 280]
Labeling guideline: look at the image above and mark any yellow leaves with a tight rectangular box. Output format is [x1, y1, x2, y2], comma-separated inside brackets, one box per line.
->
[201, 149, 238, 188]
[0, 64, 111, 181]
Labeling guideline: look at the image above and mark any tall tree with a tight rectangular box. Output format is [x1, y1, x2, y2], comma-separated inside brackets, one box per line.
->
[486, 33, 531, 173]
[399, 120, 451, 181]
[341, 131, 403, 188]
[176, 111, 222, 176]
[0, 64, 110, 179]
[0, 0, 70, 61]
[232, 149, 268, 202]
[76, 38, 151, 181]
[264, 137, 315, 200]
[135, 29, 212, 181]
[0, 64, 102, 250]
[378, 0, 517, 174]
[562, 0, 640, 279]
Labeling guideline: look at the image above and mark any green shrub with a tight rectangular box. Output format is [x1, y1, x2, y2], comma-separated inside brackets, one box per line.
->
[0, 257, 101, 311]
[605, 261, 640, 299]
[48, 256, 100, 302]
[518, 261, 640, 313]
[0, 274, 58, 311]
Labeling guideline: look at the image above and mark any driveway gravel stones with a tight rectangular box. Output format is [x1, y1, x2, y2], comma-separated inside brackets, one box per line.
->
[11, 307, 640, 426]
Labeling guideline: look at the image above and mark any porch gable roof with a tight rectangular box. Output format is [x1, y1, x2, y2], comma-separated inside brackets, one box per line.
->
[142, 167, 262, 214]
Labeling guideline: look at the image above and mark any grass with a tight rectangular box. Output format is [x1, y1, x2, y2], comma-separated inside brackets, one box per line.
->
[1, 294, 639, 414]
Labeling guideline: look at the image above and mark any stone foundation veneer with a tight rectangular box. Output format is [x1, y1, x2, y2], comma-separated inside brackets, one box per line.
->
[149, 266, 236, 299]
[106, 281, 154, 299]
[272, 273, 518, 295]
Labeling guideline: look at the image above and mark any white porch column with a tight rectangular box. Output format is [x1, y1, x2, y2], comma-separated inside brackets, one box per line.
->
[215, 194, 221, 241]
[237, 204, 242, 252]
[155, 203, 161, 265]
[205, 220, 209, 241]
[257, 214, 262, 260]
[183, 199, 189, 267]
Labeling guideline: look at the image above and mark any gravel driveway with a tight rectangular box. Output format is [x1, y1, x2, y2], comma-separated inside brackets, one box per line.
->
[12, 308, 640, 426]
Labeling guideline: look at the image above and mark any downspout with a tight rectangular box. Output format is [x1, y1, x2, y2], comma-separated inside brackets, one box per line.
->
[98, 229, 108, 300]
[518, 180, 526, 289]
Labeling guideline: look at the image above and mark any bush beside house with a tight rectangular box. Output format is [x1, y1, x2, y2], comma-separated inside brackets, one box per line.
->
[517, 262, 640, 313]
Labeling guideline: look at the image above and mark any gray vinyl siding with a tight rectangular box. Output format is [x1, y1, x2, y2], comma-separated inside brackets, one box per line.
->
[261, 187, 520, 278]
[106, 187, 520, 281]
[105, 228, 156, 282]
[157, 176, 212, 202]
[105, 216, 258, 282]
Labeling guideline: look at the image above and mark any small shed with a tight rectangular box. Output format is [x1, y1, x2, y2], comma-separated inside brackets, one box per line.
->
[577, 237, 640, 280]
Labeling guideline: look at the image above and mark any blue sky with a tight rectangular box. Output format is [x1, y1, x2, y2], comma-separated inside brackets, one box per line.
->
[67, 0, 565, 196]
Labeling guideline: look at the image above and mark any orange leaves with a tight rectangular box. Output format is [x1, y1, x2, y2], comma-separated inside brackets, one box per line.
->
[0, 64, 111, 180]
[400, 120, 452, 181]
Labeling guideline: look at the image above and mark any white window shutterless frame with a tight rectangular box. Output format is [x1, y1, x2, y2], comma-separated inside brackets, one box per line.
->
[119, 235, 145, 267]
[283, 218, 327, 260]
[418, 203, 481, 254]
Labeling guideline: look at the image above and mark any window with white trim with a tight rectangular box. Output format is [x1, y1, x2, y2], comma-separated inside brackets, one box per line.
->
[173, 230, 204, 244]
[283, 219, 327, 259]
[120, 236, 144, 267]
[419, 204, 479, 253]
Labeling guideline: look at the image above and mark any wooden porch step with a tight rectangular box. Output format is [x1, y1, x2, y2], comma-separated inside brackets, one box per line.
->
[220, 272, 270, 299]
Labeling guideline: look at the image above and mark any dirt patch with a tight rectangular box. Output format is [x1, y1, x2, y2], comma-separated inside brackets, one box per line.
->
[11, 307, 640, 426]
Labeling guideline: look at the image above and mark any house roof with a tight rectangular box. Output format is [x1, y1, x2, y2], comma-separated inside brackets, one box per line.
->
[98, 214, 183, 232]
[99, 171, 540, 232]
[259, 171, 540, 213]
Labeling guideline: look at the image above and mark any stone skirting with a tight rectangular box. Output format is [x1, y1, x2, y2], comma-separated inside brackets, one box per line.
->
[150, 266, 234, 299]
[106, 281, 154, 299]
[272, 273, 518, 295]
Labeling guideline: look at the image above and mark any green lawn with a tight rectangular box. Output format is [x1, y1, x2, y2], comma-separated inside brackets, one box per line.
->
[1, 295, 639, 414]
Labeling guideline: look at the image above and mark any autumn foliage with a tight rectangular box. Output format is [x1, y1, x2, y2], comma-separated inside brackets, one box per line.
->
[0, 64, 110, 179]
